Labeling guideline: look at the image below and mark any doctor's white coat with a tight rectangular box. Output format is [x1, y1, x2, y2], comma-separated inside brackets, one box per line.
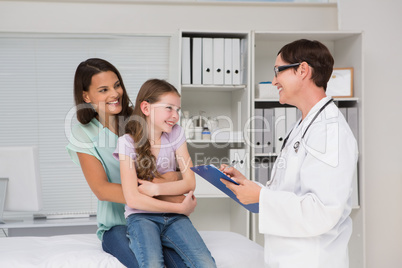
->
[259, 97, 358, 268]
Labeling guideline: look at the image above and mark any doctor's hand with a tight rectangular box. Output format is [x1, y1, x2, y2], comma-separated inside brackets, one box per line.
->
[219, 164, 247, 183]
[220, 164, 261, 205]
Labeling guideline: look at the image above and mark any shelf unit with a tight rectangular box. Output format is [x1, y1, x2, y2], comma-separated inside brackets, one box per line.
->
[177, 30, 252, 238]
[181, 85, 246, 92]
[175, 31, 364, 266]
[250, 31, 364, 267]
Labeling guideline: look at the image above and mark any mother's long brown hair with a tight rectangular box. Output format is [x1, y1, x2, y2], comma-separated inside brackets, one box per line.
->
[73, 58, 133, 132]
[125, 79, 180, 181]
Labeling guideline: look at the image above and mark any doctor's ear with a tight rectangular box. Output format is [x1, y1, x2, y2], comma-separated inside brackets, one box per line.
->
[299, 62, 311, 78]
[140, 100, 151, 116]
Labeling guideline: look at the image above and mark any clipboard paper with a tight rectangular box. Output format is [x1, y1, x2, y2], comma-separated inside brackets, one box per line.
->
[190, 165, 259, 213]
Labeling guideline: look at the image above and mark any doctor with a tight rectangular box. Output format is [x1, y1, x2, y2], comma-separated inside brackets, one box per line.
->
[221, 39, 358, 268]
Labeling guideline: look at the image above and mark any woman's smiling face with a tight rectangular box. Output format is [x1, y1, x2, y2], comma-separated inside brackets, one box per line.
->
[83, 71, 124, 118]
[272, 53, 303, 106]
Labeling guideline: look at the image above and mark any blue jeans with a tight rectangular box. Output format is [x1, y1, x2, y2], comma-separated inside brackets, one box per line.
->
[102, 225, 188, 268]
[127, 213, 216, 268]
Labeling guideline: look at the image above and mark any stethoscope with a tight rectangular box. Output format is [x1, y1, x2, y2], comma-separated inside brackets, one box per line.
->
[280, 98, 334, 153]
[268, 98, 334, 186]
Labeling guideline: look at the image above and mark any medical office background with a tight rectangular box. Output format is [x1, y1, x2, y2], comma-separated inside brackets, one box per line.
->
[0, 0, 401, 267]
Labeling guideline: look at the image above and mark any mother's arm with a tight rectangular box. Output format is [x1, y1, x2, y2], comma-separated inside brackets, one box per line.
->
[77, 152, 183, 204]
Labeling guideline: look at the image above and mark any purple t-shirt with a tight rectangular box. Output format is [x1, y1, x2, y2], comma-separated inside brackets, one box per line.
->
[113, 124, 186, 217]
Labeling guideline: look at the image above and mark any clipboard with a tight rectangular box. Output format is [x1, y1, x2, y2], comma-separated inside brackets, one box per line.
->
[190, 165, 259, 213]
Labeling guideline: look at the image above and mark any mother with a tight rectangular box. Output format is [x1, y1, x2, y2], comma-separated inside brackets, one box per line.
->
[66, 58, 192, 268]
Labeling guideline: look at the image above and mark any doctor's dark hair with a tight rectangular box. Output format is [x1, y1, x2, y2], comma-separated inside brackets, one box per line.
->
[278, 39, 334, 91]
[73, 58, 133, 125]
[125, 79, 180, 181]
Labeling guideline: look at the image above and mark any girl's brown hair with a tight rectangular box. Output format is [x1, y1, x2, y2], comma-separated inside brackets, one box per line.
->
[125, 79, 180, 181]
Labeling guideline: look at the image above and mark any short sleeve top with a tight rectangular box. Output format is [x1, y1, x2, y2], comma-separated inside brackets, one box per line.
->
[66, 118, 126, 241]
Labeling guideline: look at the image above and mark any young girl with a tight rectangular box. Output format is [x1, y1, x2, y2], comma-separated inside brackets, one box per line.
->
[67, 58, 190, 268]
[113, 79, 216, 268]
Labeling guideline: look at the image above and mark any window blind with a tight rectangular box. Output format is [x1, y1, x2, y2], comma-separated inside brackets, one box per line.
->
[0, 34, 170, 215]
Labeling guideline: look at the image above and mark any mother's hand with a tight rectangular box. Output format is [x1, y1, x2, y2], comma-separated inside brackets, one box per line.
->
[138, 179, 158, 197]
[180, 191, 197, 216]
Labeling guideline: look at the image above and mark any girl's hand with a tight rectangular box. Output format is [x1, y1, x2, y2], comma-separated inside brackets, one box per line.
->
[138, 179, 159, 197]
[180, 191, 197, 216]
[139, 177, 186, 203]
[139, 171, 182, 197]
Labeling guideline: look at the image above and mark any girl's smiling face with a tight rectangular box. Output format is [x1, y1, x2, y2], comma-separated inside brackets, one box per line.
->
[83, 71, 123, 118]
[147, 92, 181, 135]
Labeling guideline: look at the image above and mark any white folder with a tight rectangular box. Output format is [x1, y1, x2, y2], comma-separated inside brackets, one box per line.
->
[192, 37, 202, 85]
[263, 108, 274, 154]
[351, 165, 359, 208]
[240, 38, 247, 85]
[258, 159, 269, 186]
[274, 107, 286, 154]
[181, 37, 191, 85]
[224, 38, 232, 85]
[202, 38, 213, 85]
[254, 162, 260, 184]
[296, 108, 302, 120]
[345, 106, 359, 208]
[229, 149, 247, 176]
[286, 107, 297, 134]
[268, 159, 274, 183]
[232, 38, 241, 85]
[254, 108, 264, 154]
[339, 107, 347, 119]
[213, 38, 224, 85]
[347, 106, 359, 141]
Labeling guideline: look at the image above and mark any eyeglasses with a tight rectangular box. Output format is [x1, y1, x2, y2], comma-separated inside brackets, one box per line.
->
[274, 63, 301, 77]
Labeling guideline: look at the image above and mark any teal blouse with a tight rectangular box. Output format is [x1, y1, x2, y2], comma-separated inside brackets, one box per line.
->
[66, 118, 126, 240]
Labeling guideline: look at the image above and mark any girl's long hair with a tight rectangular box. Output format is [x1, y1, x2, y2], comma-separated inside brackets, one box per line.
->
[126, 79, 180, 181]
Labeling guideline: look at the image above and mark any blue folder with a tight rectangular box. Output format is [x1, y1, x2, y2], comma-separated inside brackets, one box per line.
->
[190, 165, 259, 213]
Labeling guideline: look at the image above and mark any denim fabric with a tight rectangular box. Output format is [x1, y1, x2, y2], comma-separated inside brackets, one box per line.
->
[126, 213, 216, 268]
[102, 225, 188, 268]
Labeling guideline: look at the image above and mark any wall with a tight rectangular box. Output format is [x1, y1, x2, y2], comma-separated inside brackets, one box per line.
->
[338, 0, 402, 267]
[1, 0, 383, 267]
[0, 1, 337, 34]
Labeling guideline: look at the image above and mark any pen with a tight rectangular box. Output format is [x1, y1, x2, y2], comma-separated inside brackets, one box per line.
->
[226, 160, 239, 169]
